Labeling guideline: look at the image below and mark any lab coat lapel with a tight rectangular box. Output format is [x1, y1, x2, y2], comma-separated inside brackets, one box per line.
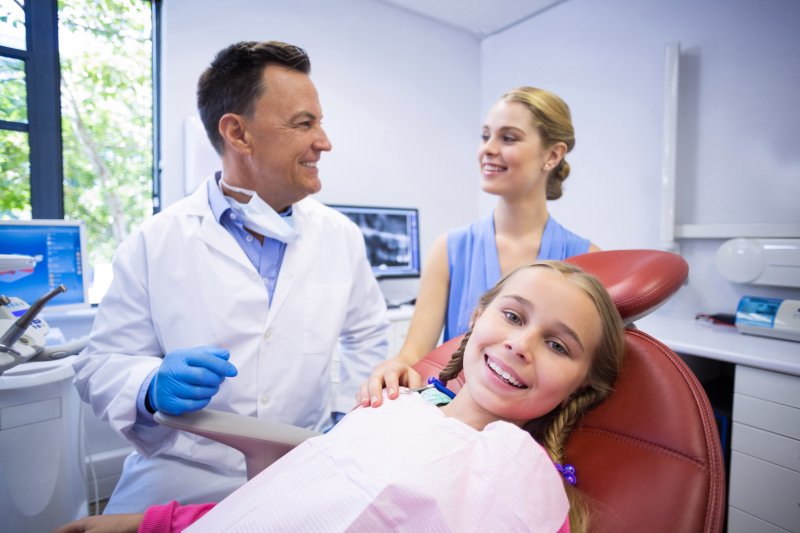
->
[265, 201, 313, 327]
[189, 179, 265, 346]
[198, 214, 253, 273]
[189, 176, 252, 273]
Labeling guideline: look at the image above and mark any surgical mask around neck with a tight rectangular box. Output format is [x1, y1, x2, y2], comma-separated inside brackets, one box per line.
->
[219, 178, 299, 243]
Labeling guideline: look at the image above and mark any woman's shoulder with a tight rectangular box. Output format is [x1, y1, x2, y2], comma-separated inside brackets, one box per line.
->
[542, 215, 591, 258]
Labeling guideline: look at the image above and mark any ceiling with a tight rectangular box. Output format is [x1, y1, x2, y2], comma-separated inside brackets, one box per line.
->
[369, 0, 567, 38]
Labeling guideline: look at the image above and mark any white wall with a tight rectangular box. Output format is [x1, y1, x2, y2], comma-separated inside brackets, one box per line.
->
[160, 0, 480, 257]
[481, 0, 800, 315]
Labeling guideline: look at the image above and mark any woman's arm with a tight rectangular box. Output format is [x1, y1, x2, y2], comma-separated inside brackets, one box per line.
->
[357, 234, 450, 407]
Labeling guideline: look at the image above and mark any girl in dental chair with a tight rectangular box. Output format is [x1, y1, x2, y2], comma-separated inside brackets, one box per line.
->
[57, 261, 625, 533]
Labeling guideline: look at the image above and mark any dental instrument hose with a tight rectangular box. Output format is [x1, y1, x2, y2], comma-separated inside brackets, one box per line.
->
[0, 284, 66, 353]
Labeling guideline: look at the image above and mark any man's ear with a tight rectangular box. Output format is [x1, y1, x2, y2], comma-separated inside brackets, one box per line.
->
[218, 113, 251, 155]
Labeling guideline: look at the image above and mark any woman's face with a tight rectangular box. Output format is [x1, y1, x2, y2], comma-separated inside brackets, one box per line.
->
[452, 268, 601, 430]
[477, 99, 558, 199]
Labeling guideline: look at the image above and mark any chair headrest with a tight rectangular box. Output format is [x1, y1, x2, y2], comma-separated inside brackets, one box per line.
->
[565, 250, 688, 322]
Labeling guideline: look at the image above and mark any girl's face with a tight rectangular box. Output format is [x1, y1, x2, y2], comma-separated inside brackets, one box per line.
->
[446, 268, 601, 430]
[477, 100, 562, 199]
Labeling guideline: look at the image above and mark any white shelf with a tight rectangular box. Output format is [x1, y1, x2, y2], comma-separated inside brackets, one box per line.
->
[386, 305, 414, 321]
[675, 223, 800, 239]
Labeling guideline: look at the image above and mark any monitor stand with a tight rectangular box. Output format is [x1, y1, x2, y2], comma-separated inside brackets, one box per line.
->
[378, 278, 419, 308]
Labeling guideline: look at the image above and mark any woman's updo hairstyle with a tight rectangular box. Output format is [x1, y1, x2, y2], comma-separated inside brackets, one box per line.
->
[501, 87, 575, 200]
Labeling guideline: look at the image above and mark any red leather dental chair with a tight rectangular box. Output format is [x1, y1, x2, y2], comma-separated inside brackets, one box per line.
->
[157, 249, 726, 532]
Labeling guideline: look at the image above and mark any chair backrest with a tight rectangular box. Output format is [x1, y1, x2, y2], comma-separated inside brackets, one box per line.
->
[412, 250, 726, 533]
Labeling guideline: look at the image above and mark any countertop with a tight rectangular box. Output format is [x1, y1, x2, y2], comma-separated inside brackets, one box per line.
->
[637, 312, 800, 377]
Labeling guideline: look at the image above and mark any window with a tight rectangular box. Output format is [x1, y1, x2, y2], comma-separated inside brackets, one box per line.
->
[0, 0, 159, 301]
[1, 0, 55, 221]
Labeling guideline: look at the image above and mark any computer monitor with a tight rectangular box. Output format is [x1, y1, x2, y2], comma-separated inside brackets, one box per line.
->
[328, 205, 421, 279]
[0, 220, 89, 312]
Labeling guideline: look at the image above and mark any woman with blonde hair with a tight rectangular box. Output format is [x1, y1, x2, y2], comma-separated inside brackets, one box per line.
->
[360, 87, 599, 406]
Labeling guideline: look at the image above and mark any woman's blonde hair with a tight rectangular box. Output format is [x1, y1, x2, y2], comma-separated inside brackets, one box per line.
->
[439, 261, 625, 533]
[501, 87, 575, 200]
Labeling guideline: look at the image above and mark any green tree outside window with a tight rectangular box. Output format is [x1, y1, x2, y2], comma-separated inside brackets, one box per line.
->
[59, 0, 154, 265]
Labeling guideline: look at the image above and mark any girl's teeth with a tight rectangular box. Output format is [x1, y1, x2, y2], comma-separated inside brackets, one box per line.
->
[487, 359, 524, 388]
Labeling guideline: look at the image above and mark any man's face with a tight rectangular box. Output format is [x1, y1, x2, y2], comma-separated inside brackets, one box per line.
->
[236, 65, 332, 210]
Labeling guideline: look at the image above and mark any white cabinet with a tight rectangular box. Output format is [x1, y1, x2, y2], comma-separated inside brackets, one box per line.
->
[386, 306, 414, 355]
[330, 306, 414, 391]
[729, 365, 800, 532]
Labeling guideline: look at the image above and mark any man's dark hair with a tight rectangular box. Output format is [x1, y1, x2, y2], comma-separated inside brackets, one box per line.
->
[197, 41, 311, 154]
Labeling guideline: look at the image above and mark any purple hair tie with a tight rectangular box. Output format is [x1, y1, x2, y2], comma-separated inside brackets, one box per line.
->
[555, 463, 577, 486]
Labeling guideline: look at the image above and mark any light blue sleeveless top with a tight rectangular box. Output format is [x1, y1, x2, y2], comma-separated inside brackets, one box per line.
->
[444, 212, 590, 341]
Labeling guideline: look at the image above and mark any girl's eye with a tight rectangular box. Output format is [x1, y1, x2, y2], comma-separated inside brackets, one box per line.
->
[503, 135, 516, 143]
[480, 133, 489, 142]
[547, 340, 569, 356]
[503, 310, 522, 325]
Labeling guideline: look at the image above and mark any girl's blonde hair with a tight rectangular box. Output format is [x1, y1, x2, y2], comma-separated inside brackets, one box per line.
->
[439, 261, 625, 533]
[501, 87, 575, 200]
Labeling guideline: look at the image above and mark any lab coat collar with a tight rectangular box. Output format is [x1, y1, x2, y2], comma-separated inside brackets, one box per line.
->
[191, 174, 255, 274]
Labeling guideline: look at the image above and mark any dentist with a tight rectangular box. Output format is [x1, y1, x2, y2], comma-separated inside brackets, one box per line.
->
[73, 41, 389, 513]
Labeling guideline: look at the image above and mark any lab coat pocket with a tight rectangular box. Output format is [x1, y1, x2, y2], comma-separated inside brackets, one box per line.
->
[303, 282, 350, 354]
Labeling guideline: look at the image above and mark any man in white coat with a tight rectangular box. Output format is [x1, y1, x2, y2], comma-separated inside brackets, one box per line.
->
[73, 41, 389, 513]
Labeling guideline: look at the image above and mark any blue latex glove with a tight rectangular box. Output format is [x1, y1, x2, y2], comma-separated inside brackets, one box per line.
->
[147, 346, 238, 416]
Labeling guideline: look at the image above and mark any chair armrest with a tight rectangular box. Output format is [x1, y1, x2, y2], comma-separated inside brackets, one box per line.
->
[154, 409, 320, 480]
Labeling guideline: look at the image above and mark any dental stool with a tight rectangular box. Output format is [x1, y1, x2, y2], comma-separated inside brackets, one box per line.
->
[157, 249, 726, 532]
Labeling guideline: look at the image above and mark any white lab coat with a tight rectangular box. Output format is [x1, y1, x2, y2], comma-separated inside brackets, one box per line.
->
[73, 176, 389, 506]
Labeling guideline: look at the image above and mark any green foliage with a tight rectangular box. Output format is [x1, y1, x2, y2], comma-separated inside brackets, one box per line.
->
[59, 0, 154, 264]
[0, 57, 27, 122]
[0, 130, 31, 218]
[1, 0, 29, 218]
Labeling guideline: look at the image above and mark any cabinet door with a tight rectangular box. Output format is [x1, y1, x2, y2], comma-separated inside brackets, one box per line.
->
[728, 507, 790, 533]
[729, 451, 800, 532]
[388, 319, 411, 355]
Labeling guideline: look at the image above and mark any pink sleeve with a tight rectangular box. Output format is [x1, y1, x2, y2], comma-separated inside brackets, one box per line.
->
[557, 516, 571, 533]
[139, 501, 217, 533]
